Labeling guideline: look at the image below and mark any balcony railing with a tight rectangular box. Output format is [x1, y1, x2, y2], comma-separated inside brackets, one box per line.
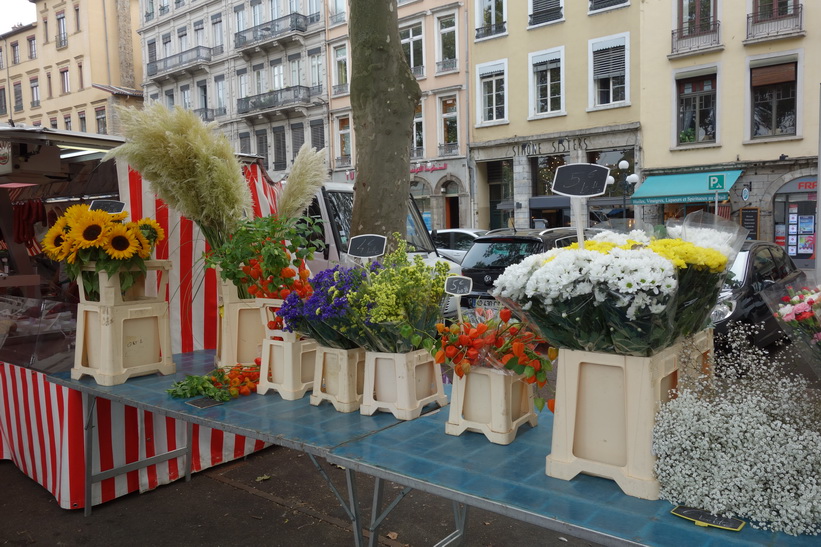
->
[747, 4, 802, 40]
[333, 83, 349, 96]
[475, 22, 506, 40]
[214, 106, 227, 117]
[193, 108, 217, 122]
[330, 11, 346, 25]
[336, 156, 352, 168]
[671, 19, 720, 54]
[55, 33, 68, 49]
[30, 99, 40, 108]
[410, 147, 424, 159]
[309, 84, 322, 96]
[529, 8, 562, 26]
[174, 0, 184, 8]
[145, 11, 154, 22]
[159, 5, 169, 15]
[14, 103, 23, 112]
[0, 107, 6, 116]
[235, 13, 308, 50]
[436, 58, 457, 73]
[147, 46, 213, 77]
[411, 65, 425, 78]
[438, 142, 459, 156]
[237, 85, 311, 115]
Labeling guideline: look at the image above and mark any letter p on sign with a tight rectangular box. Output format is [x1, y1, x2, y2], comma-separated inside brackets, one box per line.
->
[708, 174, 725, 190]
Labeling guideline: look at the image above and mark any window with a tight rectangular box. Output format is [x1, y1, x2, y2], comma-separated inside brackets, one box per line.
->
[30, 78, 40, 107]
[237, 70, 248, 98]
[436, 15, 457, 73]
[13, 83, 22, 111]
[198, 80, 208, 109]
[50, 117, 58, 129]
[162, 34, 172, 57]
[751, 62, 796, 138]
[754, 0, 798, 21]
[194, 20, 205, 46]
[677, 75, 716, 144]
[252, 64, 265, 94]
[215, 76, 226, 115]
[530, 48, 563, 116]
[475, 0, 506, 39]
[181, 85, 191, 109]
[0, 89, 6, 115]
[400, 23, 424, 77]
[212, 15, 224, 53]
[590, 34, 628, 107]
[270, 63, 283, 90]
[440, 96, 458, 154]
[290, 57, 301, 86]
[271, 127, 285, 170]
[235, 6, 245, 32]
[96, 108, 107, 134]
[78, 111, 86, 132]
[57, 12, 68, 47]
[77, 62, 84, 89]
[64, 114, 71, 131]
[239, 132, 251, 154]
[74, 4, 80, 31]
[333, 45, 348, 94]
[678, 0, 716, 36]
[178, 28, 188, 52]
[27, 37, 36, 60]
[310, 119, 325, 150]
[590, 0, 629, 11]
[11, 42, 20, 65]
[165, 89, 175, 108]
[330, 0, 346, 24]
[46, 73, 52, 98]
[338, 116, 351, 160]
[291, 123, 304, 158]
[270, 0, 283, 19]
[412, 102, 424, 158]
[60, 68, 71, 94]
[530, 0, 563, 26]
[252, 1, 263, 26]
[0, 48, 3, 69]
[477, 61, 507, 123]
[42, 19, 49, 43]
[310, 52, 322, 89]
[147, 40, 157, 63]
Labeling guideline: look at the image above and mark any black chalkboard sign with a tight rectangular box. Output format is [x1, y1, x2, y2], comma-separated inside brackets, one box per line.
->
[444, 275, 472, 296]
[347, 234, 387, 259]
[89, 199, 126, 213]
[551, 163, 611, 198]
[740, 208, 759, 240]
[671, 506, 745, 531]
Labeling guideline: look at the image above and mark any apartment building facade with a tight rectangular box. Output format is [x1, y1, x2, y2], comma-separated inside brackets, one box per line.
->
[0, 0, 143, 135]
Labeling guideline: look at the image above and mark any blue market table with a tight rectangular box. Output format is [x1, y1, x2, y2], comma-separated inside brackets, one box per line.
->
[49, 351, 814, 547]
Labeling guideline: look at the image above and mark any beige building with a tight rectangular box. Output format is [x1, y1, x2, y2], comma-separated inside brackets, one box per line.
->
[326, 0, 471, 230]
[0, 0, 143, 135]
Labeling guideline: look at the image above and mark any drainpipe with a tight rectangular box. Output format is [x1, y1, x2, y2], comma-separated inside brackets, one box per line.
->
[103, 0, 112, 84]
[816, 83, 820, 279]
[462, 2, 475, 229]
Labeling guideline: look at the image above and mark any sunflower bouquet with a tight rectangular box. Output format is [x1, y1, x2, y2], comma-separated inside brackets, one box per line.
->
[41, 203, 165, 301]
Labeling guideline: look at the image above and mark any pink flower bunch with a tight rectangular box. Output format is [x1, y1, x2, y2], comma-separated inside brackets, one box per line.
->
[773, 284, 821, 352]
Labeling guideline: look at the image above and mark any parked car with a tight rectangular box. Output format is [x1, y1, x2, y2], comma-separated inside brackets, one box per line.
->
[430, 228, 488, 264]
[459, 227, 586, 310]
[711, 240, 803, 348]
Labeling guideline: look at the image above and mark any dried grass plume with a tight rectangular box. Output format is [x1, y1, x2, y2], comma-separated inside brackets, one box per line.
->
[276, 142, 327, 220]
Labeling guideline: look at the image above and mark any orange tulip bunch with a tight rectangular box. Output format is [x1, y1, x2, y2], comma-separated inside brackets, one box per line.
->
[433, 307, 555, 387]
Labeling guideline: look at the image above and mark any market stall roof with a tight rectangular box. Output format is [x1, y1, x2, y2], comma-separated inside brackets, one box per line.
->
[631, 170, 742, 205]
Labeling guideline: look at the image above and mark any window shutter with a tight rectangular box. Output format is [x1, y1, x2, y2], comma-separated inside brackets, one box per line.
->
[310, 119, 325, 150]
[532, 51, 560, 70]
[593, 45, 625, 79]
[532, 0, 560, 14]
[478, 62, 505, 78]
[292, 123, 304, 156]
[272, 126, 286, 169]
[751, 63, 796, 87]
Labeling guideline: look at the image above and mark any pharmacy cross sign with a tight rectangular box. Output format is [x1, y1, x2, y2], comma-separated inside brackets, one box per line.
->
[708, 174, 725, 190]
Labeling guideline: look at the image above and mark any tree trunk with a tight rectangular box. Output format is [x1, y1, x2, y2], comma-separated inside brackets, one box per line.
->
[349, 0, 421, 246]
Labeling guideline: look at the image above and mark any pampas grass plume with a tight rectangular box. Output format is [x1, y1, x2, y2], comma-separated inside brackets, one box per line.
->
[276, 142, 327, 220]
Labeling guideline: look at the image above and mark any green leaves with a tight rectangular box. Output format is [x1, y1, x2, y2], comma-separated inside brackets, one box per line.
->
[167, 375, 231, 402]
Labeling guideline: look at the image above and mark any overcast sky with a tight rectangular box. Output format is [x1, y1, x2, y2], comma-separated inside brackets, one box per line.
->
[1, 0, 37, 35]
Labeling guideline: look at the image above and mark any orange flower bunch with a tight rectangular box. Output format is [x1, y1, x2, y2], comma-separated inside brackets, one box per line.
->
[240, 254, 313, 300]
[433, 308, 555, 387]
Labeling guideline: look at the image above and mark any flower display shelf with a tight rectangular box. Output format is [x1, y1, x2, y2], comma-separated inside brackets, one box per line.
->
[257, 297, 285, 339]
[546, 330, 713, 500]
[256, 336, 317, 400]
[310, 346, 366, 413]
[446, 366, 538, 445]
[72, 260, 175, 386]
[360, 349, 449, 421]
[215, 282, 265, 368]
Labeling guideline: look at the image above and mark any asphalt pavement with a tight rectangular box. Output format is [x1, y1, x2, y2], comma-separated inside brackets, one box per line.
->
[1, 444, 602, 547]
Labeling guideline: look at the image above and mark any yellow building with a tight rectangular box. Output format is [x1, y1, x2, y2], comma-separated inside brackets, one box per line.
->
[0, 0, 143, 135]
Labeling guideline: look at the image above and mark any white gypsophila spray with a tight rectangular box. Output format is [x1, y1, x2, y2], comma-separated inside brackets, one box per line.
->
[653, 324, 821, 536]
[589, 229, 652, 246]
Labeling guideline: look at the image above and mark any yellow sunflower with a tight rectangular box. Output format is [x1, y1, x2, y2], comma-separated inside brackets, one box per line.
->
[104, 224, 140, 260]
[41, 217, 71, 260]
[133, 229, 152, 259]
[110, 211, 129, 222]
[136, 218, 165, 245]
[69, 209, 112, 249]
[62, 203, 92, 224]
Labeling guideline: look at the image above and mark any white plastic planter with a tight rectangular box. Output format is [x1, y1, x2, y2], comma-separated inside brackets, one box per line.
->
[360, 349, 448, 420]
[310, 345, 366, 413]
[446, 366, 538, 445]
[256, 337, 317, 400]
[72, 260, 175, 386]
[215, 282, 264, 367]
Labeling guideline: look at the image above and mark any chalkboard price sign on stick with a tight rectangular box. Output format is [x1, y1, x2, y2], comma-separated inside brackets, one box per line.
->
[444, 275, 472, 296]
[89, 200, 126, 214]
[551, 163, 611, 198]
[347, 234, 387, 259]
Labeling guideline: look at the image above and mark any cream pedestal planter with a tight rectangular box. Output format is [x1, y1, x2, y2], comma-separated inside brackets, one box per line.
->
[446, 367, 538, 445]
[310, 346, 366, 413]
[72, 261, 175, 386]
[360, 349, 448, 420]
[256, 337, 317, 400]
[216, 283, 264, 367]
[546, 330, 713, 500]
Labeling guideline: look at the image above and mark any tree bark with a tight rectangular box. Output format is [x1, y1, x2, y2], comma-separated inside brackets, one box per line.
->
[349, 0, 421, 246]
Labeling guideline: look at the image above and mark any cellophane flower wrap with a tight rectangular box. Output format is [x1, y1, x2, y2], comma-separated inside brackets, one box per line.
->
[40, 203, 165, 301]
[761, 275, 821, 380]
[348, 236, 450, 353]
[278, 264, 380, 350]
[493, 211, 746, 356]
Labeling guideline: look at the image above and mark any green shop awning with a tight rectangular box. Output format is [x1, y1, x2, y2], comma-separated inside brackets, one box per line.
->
[631, 170, 743, 205]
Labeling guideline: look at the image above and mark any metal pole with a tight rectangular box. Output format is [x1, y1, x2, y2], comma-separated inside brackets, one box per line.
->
[816, 83, 820, 279]
[623, 175, 627, 220]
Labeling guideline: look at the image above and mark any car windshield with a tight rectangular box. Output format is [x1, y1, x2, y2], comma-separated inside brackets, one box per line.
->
[325, 190, 434, 253]
[724, 251, 749, 289]
[461, 240, 543, 269]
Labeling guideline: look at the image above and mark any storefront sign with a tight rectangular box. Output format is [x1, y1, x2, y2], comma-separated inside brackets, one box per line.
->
[510, 137, 591, 157]
[740, 208, 759, 240]
[0, 140, 12, 175]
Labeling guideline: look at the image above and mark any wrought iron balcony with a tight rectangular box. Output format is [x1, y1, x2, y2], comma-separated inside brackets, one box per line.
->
[193, 108, 217, 122]
[330, 11, 346, 25]
[309, 84, 323, 96]
[411, 65, 425, 78]
[747, 4, 803, 40]
[336, 156, 352, 168]
[144, 11, 154, 22]
[410, 147, 424, 159]
[174, 0, 184, 8]
[436, 58, 457, 73]
[237, 85, 311, 115]
[147, 46, 213, 78]
[475, 22, 506, 40]
[438, 142, 459, 156]
[333, 83, 349, 96]
[159, 5, 169, 15]
[55, 33, 68, 49]
[30, 100, 40, 108]
[671, 19, 720, 55]
[235, 13, 308, 51]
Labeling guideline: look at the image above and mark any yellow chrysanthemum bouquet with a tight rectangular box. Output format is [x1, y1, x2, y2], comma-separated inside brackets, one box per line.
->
[41, 203, 165, 301]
